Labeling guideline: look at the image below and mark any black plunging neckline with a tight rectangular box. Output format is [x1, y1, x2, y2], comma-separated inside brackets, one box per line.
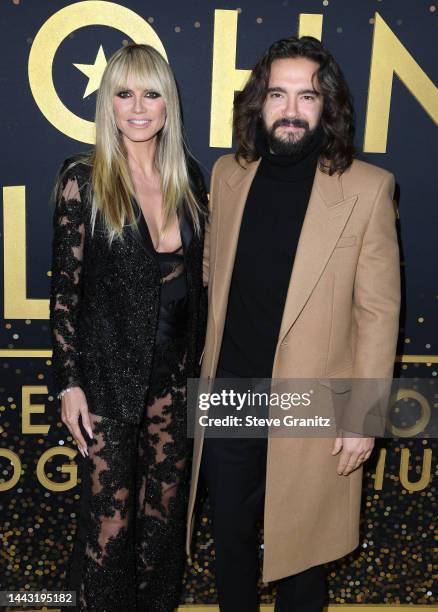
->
[131, 198, 181, 256]
[131, 196, 194, 262]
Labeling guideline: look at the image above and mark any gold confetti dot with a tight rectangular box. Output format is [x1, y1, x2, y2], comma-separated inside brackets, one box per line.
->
[430, 5, 437, 13]
[418, 316, 424, 323]
[47, 271, 52, 277]
[25, 319, 31, 325]
[174, 26, 181, 33]
[194, 21, 201, 28]
[369, 17, 375, 24]
[323, 0, 329, 5]
[256, 17, 263, 24]
[148, 16, 154, 23]
[122, 39, 129, 47]
[5, 323, 11, 329]
[404, 337, 411, 344]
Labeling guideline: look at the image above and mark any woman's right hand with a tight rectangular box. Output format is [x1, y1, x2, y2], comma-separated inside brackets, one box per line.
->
[60, 387, 93, 458]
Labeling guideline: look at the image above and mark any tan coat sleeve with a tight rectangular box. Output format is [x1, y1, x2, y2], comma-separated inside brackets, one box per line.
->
[341, 172, 401, 434]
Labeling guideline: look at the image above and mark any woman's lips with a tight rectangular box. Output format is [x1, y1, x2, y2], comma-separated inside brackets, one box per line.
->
[127, 119, 151, 127]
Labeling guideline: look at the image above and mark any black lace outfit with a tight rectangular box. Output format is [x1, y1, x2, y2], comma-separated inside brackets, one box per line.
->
[50, 156, 207, 611]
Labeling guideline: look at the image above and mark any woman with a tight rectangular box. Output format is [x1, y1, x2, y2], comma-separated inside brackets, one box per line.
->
[50, 44, 207, 611]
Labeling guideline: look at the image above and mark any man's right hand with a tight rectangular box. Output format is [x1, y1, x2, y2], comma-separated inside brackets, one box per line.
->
[60, 387, 93, 458]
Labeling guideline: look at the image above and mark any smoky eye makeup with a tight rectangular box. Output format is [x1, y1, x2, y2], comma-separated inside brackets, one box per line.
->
[115, 89, 162, 99]
[145, 90, 161, 98]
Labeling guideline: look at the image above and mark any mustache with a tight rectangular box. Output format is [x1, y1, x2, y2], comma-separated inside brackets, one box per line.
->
[272, 118, 309, 130]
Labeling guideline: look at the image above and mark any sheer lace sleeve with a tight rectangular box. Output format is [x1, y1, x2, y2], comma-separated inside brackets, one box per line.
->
[49, 165, 86, 395]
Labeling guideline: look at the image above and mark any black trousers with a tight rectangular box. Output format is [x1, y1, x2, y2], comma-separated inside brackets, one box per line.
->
[201, 369, 327, 611]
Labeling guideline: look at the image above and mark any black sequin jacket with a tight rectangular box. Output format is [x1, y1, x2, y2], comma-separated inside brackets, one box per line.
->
[49, 155, 208, 425]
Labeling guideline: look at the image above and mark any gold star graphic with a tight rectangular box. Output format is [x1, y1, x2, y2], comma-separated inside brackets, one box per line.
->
[73, 45, 107, 98]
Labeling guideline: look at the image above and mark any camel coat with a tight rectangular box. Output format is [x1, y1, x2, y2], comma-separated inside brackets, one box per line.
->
[186, 153, 400, 583]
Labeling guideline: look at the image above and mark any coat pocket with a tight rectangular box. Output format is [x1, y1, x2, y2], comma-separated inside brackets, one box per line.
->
[318, 377, 352, 393]
[334, 235, 357, 248]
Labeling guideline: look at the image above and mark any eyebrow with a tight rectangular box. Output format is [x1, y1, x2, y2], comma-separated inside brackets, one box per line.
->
[267, 86, 321, 96]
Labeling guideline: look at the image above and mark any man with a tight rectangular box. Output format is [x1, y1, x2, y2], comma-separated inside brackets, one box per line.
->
[186, 36, 400, 611]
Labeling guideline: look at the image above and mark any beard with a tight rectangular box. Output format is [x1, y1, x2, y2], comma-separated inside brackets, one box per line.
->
[263, 117, 320, 156]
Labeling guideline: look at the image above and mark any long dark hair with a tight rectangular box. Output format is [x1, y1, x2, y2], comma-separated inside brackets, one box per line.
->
[234, 36, 355, 175]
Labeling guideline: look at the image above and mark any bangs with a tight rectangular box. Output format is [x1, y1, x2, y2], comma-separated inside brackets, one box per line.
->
[110, 50, 166, 97]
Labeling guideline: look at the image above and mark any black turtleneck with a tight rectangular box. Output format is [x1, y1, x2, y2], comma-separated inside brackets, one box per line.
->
[217, 124, 325, 378]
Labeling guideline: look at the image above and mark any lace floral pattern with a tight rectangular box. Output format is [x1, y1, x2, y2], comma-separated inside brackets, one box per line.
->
[49, 173, 86, 393]
[65, 339, 190, 612]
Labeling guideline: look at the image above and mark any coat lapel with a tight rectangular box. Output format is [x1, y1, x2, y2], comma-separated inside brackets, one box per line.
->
[211, 159, 261, 323]
[277, 165, 358, 344]
[131, 197, 157, 260]
[178, 205, 194, 255]
[211, 157, 358, 344]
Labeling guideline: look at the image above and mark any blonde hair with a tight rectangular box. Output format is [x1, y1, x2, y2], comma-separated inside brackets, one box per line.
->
[55, 44, 202, 244]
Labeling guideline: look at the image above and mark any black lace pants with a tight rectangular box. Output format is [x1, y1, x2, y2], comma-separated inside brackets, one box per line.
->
[64, 348, 190, 612]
